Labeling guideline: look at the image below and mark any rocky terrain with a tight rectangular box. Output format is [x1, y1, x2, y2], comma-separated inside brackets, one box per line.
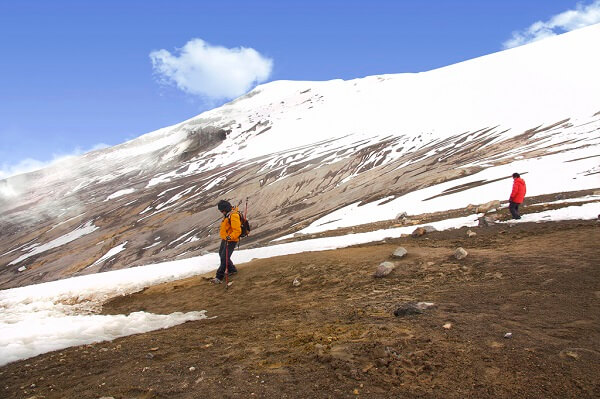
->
[1, 217, 599, 398]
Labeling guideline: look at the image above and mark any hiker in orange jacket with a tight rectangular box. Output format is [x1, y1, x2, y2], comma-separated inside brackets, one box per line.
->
[210, 200, 241, 284]
[508, 173, 526, 219]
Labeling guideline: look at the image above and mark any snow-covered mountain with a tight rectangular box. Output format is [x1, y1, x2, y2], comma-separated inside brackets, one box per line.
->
[1, 24, 599, 289]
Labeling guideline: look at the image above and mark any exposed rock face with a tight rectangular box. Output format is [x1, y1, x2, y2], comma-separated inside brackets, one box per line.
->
[179, 127, 229, 161]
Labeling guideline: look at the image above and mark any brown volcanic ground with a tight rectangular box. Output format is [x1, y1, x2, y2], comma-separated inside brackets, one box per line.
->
[1, 218, 599, 399]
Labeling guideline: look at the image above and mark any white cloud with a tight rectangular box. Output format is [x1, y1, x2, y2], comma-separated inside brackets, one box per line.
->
[0, 143, 109, 181]
[149, 38, 273, 100]
[503, 0, 600, 48]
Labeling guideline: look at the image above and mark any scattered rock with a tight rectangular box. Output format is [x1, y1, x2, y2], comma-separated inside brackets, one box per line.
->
[423, 225, 437, 233]
[411, 227, 427, 237]
[374, 262, 395, 278]
[189, 366, 196, 372]
[392, 247, 408, 258]
[466, 229, 477, 237]
[466, 204, 477, 212]
[18, 266, 27, 272]
[293, 232, 304, 237]
[292, 278, 301, 287]
[393, 302, 435, 317]
[443, 323, 452, 329]
[454, 247, 468, 260]
[504, 332, 513, 339]
[478, 216, 496, 227]
[593, 190, 600, 195]
[200, 250, 209, 256]
[476, 200, 501, 214]
[395, 211, 408, 219]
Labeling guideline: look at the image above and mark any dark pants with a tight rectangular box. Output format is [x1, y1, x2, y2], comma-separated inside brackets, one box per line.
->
[509, 201, 521, 219]
[216, 240, 238, 280]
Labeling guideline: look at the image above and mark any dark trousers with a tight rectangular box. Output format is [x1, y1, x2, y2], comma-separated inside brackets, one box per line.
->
[509, 201, 521, 219]
[217, 240, 238, 280]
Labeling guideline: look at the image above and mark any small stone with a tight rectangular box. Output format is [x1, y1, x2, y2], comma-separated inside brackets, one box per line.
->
[504, 332, 513, 339]
[394, 302, 434, 317]
[18, 266, 27, 272]
[374, 261, 395, 278]
[149, 347, 159, 351]
[189, 366, 196, 372]
[292, 278, 301, 287]
[443, 323, 452, 329]
[466, 229, 477, 237]
[454, 247, 468, 260]
[416, 302, 435, 310]
[392, 247, 408, 258]
[395, 211, 408, 219]
[353, 389, 359, 395]
[423, 225, 437, 233]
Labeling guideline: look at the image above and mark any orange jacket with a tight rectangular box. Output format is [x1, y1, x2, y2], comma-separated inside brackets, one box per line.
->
[509, 177, 526, 203]
[220, 207, 242, 242]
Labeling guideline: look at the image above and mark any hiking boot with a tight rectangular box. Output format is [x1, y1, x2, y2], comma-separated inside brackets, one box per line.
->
[209, 278, 222, 284]
[227, 270, 238, 276]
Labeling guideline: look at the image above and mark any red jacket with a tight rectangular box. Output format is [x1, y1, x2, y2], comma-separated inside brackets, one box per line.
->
[509, 177, 526, 203]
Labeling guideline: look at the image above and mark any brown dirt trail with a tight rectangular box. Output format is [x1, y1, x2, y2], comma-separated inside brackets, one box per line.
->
[1, 220, 599, 398]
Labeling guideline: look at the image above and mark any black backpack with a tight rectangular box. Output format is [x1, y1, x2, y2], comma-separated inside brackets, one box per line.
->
[230, 211, 251, 238]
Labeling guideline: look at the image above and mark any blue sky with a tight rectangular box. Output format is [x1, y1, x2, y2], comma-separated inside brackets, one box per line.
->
[1, 0, 599, 179]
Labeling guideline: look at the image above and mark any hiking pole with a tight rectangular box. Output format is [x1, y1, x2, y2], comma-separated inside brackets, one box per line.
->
[225, 239, 229, 290]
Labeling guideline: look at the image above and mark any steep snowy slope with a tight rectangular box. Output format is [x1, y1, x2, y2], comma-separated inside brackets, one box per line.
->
[0, 24, 599, 288]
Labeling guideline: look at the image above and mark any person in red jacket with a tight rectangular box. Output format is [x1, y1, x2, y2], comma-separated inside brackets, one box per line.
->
[508, 173, 526, 219]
